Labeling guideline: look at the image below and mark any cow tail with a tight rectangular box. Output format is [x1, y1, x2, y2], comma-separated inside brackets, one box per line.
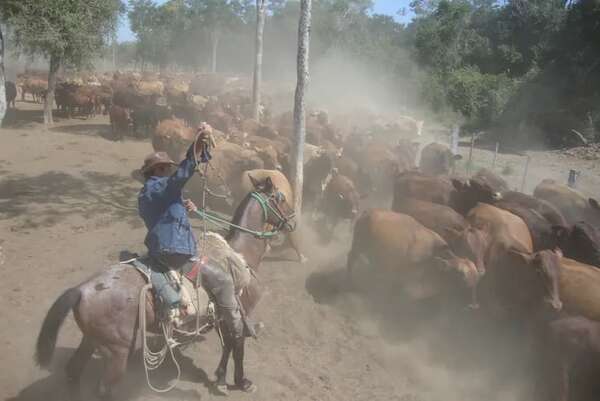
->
[35, 287, 81, 368]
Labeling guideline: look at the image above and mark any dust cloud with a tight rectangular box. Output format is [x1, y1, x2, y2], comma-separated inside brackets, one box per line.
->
[301, 215, 534, 401]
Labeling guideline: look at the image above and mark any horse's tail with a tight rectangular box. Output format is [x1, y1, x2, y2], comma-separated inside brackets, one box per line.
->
[35, 287, 81, 368]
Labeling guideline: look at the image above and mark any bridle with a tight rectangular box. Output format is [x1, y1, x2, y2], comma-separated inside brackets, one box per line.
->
[250, 191, 297, 233]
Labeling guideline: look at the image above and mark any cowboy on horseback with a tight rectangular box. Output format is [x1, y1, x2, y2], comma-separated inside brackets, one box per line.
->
[138, 124, 258, 394]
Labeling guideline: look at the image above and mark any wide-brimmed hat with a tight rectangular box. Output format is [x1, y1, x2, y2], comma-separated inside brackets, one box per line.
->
[141, 151, 176, 175]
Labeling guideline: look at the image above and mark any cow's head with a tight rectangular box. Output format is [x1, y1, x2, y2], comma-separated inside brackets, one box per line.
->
[431, 246, 482, 306]
[444, 226, 488, 275]
[508, 248, 563, 316]
[452, 179, 502, 215]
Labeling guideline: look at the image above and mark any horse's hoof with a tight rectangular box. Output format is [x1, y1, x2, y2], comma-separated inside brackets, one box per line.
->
[214, 383, 229, 396]
[236, 378, 257, 393]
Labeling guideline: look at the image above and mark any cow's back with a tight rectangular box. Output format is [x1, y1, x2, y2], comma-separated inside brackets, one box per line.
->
[560, 258, 600, 321]
[467, 203, 533, 252]
[359, 209, 445, 268]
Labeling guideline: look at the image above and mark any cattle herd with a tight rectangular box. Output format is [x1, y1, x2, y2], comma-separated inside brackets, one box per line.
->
[8, 69, 600, 400]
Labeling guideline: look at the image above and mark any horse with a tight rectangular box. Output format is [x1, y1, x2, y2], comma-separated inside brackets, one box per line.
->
[34, 175, 296, 400]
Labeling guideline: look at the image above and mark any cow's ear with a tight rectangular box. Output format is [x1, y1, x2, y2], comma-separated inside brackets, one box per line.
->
[248, 173, 261, 189]
[589, 198, 600, 210]
[453, 154, 463, 161]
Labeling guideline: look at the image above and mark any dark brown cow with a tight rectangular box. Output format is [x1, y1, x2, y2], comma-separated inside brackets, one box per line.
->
[5, 81, 17, 108]
[347, 209, 480, 306]
[302, 149, 338, 208]
[108, 105, 131, 141]
[555, 222, 600, 268]
[419, 142, 462, 176]
[317, 171, 362, 237]
[536, 315, 600, 401]
[534, 179, 600, 226]
[500, 190, 568, 227]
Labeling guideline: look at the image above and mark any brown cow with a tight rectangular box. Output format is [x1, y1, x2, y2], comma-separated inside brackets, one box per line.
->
[534, 179, 600, 226]
[392, 197, 467, 235]
[419, 142, 462, 176]
[467, 204, 563, 320]
[391, 197, 487, 274]
[237, 169, 305, 263]
[108, 105, 131, 141]
[467, 203, 533, 252]
[559, 257, 600, 320]
[347, 209, 480, 306]
[393, 170, 501, 216]
[152, 118, 194, 161]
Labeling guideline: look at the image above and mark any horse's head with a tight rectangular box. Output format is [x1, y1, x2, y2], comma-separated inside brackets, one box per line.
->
[248, 174, 296, 233]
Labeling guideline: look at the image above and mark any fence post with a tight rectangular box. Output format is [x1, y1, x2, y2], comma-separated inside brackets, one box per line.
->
[466, 131, 475, 176]
[521, 155, 531, 192]
[492, 142, 499, 169]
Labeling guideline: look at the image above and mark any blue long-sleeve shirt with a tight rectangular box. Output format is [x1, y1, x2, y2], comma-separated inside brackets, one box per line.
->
[138, 145, 198, 257]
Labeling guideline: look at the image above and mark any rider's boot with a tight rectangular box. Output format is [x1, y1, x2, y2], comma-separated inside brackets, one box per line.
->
[233, 337, 257, 393]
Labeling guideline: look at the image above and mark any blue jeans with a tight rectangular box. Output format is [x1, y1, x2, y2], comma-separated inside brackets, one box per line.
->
[149, 253, 192, 312]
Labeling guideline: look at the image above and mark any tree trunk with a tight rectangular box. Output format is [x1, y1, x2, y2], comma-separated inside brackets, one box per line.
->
[0, 26, 6, 125]
[44, 54, 60, 126]
[210, 30, 219, 74]
[291, 0, 312, 218]
[252, 0, 267, 121]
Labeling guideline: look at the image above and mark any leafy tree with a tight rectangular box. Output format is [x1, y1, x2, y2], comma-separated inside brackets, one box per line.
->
[1, 0, 122, 124]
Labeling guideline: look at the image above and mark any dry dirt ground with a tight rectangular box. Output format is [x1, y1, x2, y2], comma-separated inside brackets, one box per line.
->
[1, 102, 598, 401]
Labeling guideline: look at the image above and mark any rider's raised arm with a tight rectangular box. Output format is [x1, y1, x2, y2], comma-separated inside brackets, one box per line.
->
[164, 143, 198, 200]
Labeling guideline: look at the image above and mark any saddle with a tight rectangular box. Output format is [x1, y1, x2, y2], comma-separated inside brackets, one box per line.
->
[121, 256, 213, 330]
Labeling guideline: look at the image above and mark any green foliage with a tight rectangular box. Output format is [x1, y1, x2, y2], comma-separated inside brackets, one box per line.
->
[1, 0, 123, 68]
